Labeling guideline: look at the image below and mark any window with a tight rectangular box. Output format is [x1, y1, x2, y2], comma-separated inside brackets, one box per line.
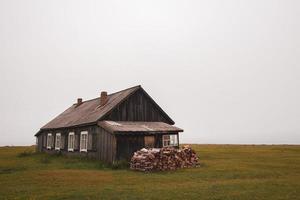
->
[163, 134, 178, 147]
[170, 135, 178, 146]
[80, 131, 88, 152]
[55, 133, 61, 150]
[68, 132, 75, 151]
[47, 133, 52, 149]
[163, 135, 170, 147]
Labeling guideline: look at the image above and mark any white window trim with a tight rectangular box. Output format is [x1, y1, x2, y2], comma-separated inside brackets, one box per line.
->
[68, 132, 75, 152]
[47, 133, 52, 149]
[55, 133, 61, 150]
[80, 131, 88, 152]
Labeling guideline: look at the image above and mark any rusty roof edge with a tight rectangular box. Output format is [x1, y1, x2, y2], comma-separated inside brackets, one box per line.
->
[97, 121, 115, 134]
[108, 85, 141, 96]
[71, 85, 142, 105]
[113, 130, 183, 135]
[40, 122, 98, 131]
[40, 104, 76, 129]
[97, 121, 184, 134]
[34, 129, 42, 136]
[38, 125, 183, 135]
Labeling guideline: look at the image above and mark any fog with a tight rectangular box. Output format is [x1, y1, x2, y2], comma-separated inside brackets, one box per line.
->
[1, 0, 299, 145]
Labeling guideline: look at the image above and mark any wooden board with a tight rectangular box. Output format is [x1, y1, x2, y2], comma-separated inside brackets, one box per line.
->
[144, 136, 155, 148]
[104, 89, 173, 124]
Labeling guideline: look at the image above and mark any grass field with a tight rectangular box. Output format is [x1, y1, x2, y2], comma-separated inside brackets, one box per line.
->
[0, 145, 300, 200]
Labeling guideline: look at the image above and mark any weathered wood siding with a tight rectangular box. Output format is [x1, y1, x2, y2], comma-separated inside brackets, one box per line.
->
[37, 128, 179, 162]
[104, 89, 173, 124]
[36, 134, 43, 152]
[74, 134, 79, 150]
[36, 132, 47, 152]
[88, 132, 93, 151]
[51, 133, 55, 149]
[96, 127, 116, 163]
[61, 134, 65, 149]
[116, 134, 144, 160]
[42, 134, 47, 148]
[38, 125, 98, 157]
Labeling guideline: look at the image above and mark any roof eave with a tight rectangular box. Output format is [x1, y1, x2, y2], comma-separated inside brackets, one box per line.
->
[40, 122, 98, 132]
[113, 130, 183, 134]
[34, 129, 42, 136]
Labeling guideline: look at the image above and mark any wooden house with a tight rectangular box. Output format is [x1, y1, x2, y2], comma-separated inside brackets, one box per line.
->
[35, 85, 183, 163]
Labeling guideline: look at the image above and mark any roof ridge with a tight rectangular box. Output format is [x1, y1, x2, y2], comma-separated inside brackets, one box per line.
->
[73, 85, 141, 104]
[107, 85, 141, 96]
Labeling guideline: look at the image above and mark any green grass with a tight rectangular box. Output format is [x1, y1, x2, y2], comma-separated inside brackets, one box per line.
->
[0, 145, 300, 200]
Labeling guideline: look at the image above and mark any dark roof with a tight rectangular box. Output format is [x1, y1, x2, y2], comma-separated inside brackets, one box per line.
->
[39, 85, 175, 131]
[98, 121, 183, 134]
[41, 85, 140, 130]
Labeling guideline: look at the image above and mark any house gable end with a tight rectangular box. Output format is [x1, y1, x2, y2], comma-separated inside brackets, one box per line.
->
[101, 87, 175, 124]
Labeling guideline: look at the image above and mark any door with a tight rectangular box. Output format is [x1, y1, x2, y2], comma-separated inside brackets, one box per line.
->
[116, 135, 144, 160]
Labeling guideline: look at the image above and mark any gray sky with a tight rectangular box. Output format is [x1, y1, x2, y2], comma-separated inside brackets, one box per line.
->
[1, 0, 299, 146]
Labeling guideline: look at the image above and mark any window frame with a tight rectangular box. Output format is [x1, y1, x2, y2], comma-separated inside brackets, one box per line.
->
[47, 133, 52, 149]
[162, 134, 178, 147]
[170, 134, 178, 146]
[68, 132, 75, 152]
[80, 131, 88, 152]
[163, 135, 170, 147]
[55, 133, 61, 150]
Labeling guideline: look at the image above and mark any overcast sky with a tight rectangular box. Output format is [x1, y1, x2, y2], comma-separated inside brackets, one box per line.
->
[1, 0, 299, 146]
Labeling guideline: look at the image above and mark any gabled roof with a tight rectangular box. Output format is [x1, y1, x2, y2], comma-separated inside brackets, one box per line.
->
[40, 85, 175, 131]
[41, 85, 140, 130]
[98, 121, 183, 134]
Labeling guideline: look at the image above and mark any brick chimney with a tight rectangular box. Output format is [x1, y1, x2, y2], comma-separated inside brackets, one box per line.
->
[100, 91, 108, 106]
[77, 98, 83, 105]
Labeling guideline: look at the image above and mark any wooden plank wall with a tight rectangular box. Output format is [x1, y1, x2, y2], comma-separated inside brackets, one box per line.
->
[38, 125, 98, 155]
[36, 135, 43, 152]
[104, 90, 172, 124]
[37, 129, 180, 162]
[116, 134, 145, 160]
[74, 134, 79, 150]
[96, 127, 116, 163]
[42, 134, 46, 148]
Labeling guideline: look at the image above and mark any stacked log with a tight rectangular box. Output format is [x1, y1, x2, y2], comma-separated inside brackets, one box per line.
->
[130, 146, 199, 172]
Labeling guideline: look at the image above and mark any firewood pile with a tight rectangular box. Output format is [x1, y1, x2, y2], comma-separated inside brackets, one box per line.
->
[130, 146, 199, 172]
